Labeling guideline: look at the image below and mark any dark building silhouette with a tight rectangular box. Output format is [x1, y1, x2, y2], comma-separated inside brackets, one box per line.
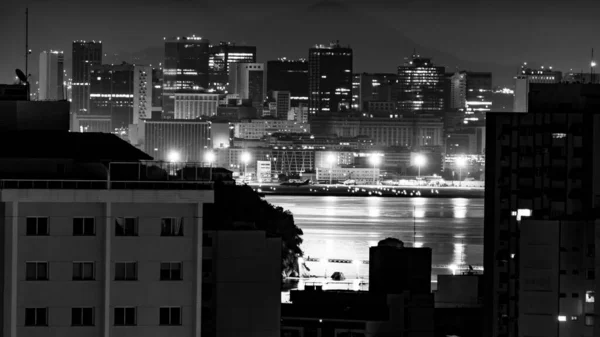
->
[484, 83, 600, 337]
[351, 73, 397, 112]
[396, 53, 445, 112]
[90, 63, 134, 130]
[209, 41, 256, 92]
[71, 40, 102, 114]
[162, 36, 210, 119]
[152, 68, 163, 113]
[308, 42, 353, 116]
[266, 58, 309, 108]
[0, 101, 70, 132]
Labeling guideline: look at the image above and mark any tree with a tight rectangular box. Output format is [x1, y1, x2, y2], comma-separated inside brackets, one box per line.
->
[204, 183, 304, 278]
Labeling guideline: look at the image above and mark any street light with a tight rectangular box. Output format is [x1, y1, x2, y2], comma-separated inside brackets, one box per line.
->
[241, 152, 251, 180]
[327, 154, 336, 185]
[369, 154, 381, 185]
[414, 154, 426, 179]
[167, 150, 181, 163]
[455, 156, 467, 187]
[205, 151, 216, 181]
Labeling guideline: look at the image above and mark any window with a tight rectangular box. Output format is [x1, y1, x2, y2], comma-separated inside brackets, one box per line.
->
[26, 262, 48, 281]
[203, 259, 212, 273]
[115, 262, 137, 281]
[114, 307, 136, 326]
[25, 308, 48, 326]
[203, 233, 213, 247]
[73, 262, 95, 281]
[586, 291, 595, 303]
[26, 217, 48, 236]
[73, 217, 95, 236]
[572, 293, 579, 298]
[587, 269, 596, 280]
[160, 262, 182, 281]
[587, 244, 595, 257]
[115, 217, 138, 236]
[202, 285, 213, 301]
[161, 217, 184, 236]
[72, 308, 94, 326]
[585, 314, 594, 326]
[159, 307, 182, 326]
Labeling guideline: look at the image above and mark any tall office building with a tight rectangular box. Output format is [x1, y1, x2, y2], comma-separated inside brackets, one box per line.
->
[308, 42, 353, 115]
[352, 73, 397, 111]
[268, 90, 291, 118]
[266, 58, 309, 107]
[396, 53, 445, 112]
[38, 50, 64, 100]
[484, 84, 600, 337]
[90, 63, 152, 130]
[229, 63, 266, 110]
[163, 36, 210, 119]
[152, 68, 163, 117]
[450, 71, 493, 112]
[209, 41, 256, 92]
[71, 41, 102, 113]
[513, 66, 563, 112]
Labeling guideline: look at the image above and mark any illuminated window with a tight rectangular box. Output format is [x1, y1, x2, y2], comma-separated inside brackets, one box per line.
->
[558, 315, 567, 322]
[586, 291, 595, 303]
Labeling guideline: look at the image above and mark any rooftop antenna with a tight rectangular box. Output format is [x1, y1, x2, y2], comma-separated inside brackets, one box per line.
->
[591, 48, 596, 84]
[25, 8, 30, 85]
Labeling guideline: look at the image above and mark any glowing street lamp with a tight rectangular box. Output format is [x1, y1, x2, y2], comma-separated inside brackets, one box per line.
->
[369, 154, 381, 185]
[327, 154, 336, 185]
[204, 151, 216, 181]
[455, 156, 467, 186]
[414, 154, 426, 178]
[167, 150, 181, 163]
[241, 152, 251, 179]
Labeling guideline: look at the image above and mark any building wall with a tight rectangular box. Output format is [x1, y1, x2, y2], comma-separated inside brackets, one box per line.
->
[234, 120, 310, 140]
[39, 51, 65, 101]
[308, 43, 353, 115]
[229, 63, 265, 110]
[316, 167, 379, 183]
[266, 59, 308, 108]
[72, 41, 102, 114]
[174, 93, 220, 119]
[1, 189, 212, 337]
[133, 66, 152, 124]
[138, 120, 211, 162]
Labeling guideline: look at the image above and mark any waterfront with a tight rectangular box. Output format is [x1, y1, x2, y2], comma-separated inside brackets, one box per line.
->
[267, 195, 484, 287]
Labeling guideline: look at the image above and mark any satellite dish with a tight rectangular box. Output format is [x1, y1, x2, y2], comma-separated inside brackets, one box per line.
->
[15, 69, 28, 84]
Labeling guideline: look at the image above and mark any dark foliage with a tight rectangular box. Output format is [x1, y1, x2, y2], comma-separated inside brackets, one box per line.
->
[204, 183, 304, 277]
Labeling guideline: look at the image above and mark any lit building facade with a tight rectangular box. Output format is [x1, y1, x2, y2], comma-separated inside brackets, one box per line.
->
[484, 84, 600, 337]
[71, 41, 102, 114]
[174, 93, 220, 119]
[450, 72, 493, 112]
[234, 120, 310, 140]
[163, 36, 210, 118]
[396, 53, 445, 112]
[38, 51, 64, 100]
[308, 42, 353, 115]
[228, 63, 265, 110]
[133, 119, 211, 162]
[133, 65, 152, 124]
[352, 73, 397, 111]
[287, 106, 309, 124]
[209, 42, 256, 92]
[266, 58, 309, 107]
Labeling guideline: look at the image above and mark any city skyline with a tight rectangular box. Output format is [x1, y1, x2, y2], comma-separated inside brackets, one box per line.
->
[2, 0, 600, 87]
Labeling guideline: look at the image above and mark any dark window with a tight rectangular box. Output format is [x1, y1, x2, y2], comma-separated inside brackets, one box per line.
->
[115, 262, 137, 281]
[25, 308, 48, 326]
[202, 285, 213, 301]
[573, 269, 580, 275]
[559, 293, 566, 298]
[114, 307, 136, 326]
[573, 293, 580, 298]
[115, 217, 138, 236]
[73, 262, 95, 281]
[161, 217, 184, 236]
[73, 217, 95, 236]
[203, 233, 213, 247]
[72, 308, 94, 326]
[585, 314, 594, 326]
[159, 307, 182, 326]
[160, 262, 182, 281]
[203, 260, 212, 273]
[26, 217, 49, 236]
[26, 262, 48, 280]
[587, 270, 596, 280]
[559, 270, 567, 275]
[587, 244, 595, 257]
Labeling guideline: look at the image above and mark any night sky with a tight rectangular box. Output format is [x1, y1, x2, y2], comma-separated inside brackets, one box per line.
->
[2, 0, 599, 86]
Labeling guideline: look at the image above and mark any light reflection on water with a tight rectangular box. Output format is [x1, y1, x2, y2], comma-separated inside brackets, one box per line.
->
[267, 196, 484, 282]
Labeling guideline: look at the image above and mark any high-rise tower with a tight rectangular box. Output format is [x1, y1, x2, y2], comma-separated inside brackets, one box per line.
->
[38, 50, 65, 100]
[71, 41, 102, 113]
[396, 53, 445, 112]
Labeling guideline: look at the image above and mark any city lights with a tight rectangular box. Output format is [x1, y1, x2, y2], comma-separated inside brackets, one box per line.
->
[167, 150, 181, 163]
[414, 154, 426, 177]
[204, 151, 216, 164]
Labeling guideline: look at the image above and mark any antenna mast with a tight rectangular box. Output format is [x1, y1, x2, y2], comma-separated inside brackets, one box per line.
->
[25, 8, 29, 81]
[591, 48, 595, 84]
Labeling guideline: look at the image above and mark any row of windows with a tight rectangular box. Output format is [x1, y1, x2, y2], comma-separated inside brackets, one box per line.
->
[24, 261, 214, 281]
[25, 307, 181, 327]
[26, 217, 184, 237]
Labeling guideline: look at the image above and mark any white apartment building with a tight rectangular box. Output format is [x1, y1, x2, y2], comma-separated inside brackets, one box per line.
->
[133, 65, 153, 123]
[315, 167, 379, 184]
[234, 120, 310, 140]
[174, 93, 220, 119]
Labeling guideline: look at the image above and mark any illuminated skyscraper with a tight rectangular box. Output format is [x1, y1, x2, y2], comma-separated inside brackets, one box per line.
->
[71, 41, 102, 113]
[352, 73, 397, 111]
[38, 50, 64, 100]
[308, 41, 353, 115]
[396, 53, 445, 112]
[229, 63, 266, 110]
[162, 36, 210, 119]
[209, 41, 256, 92]
[450, 71, 492, 112]
[266, 58, 309, 107]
